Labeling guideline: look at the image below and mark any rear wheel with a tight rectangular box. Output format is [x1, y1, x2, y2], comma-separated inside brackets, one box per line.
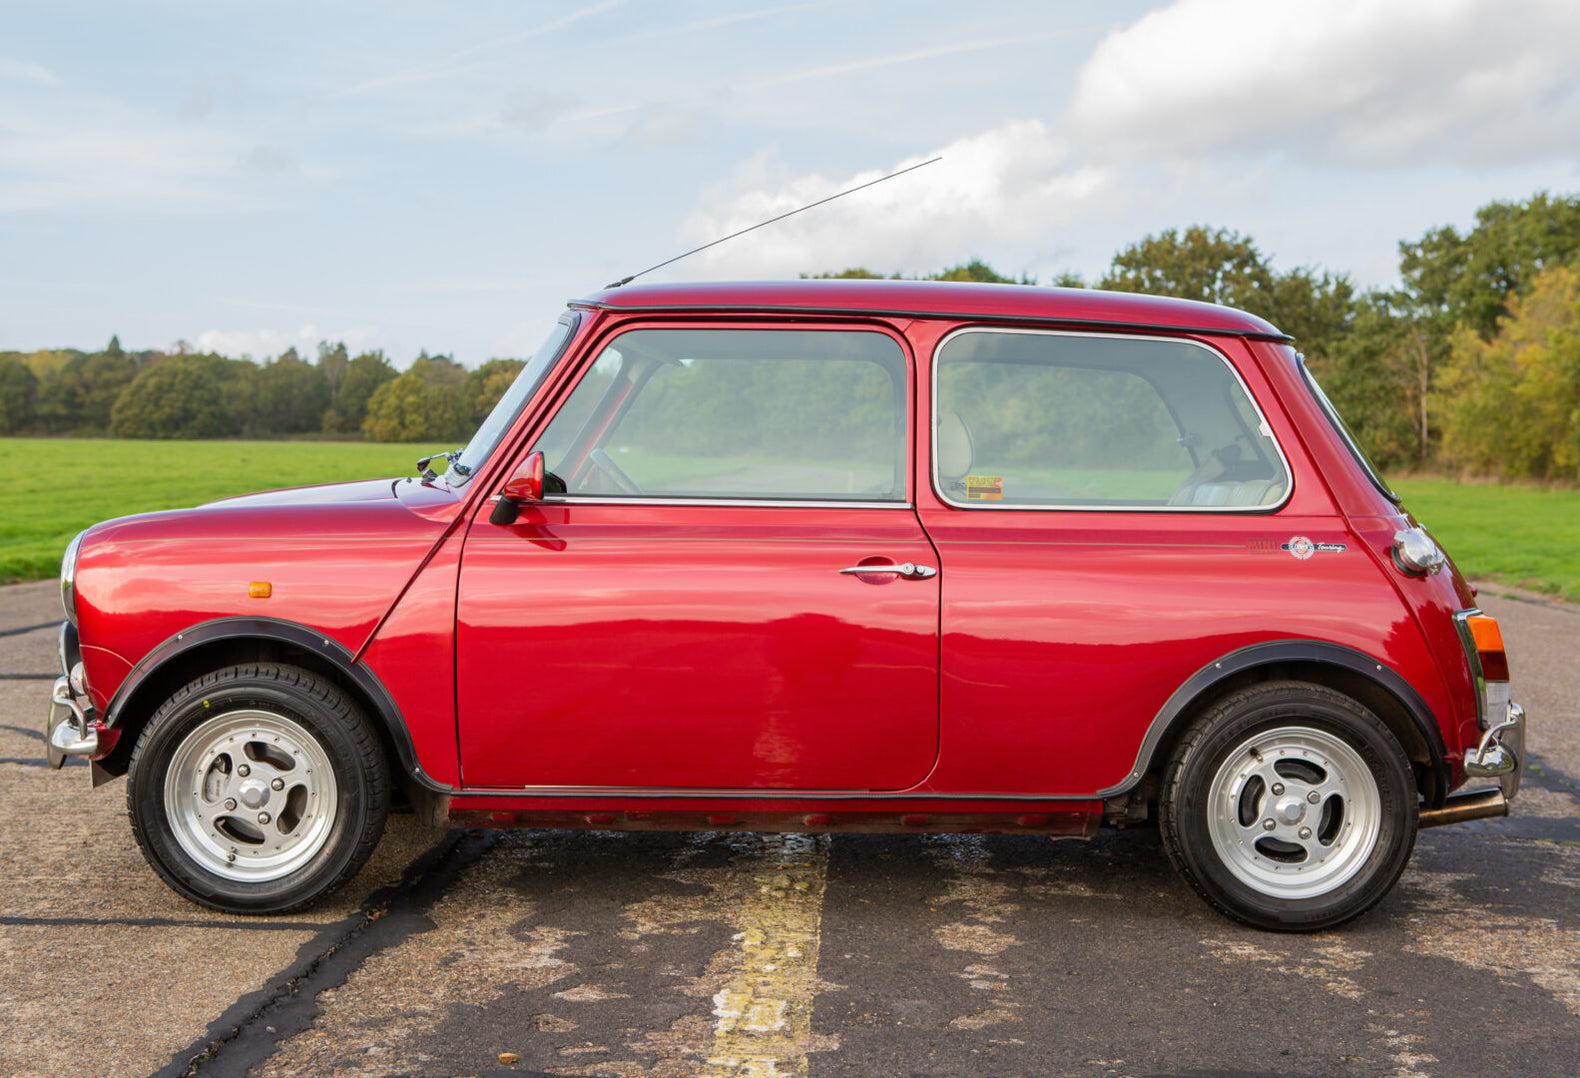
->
[1159, 681, 1417, 931]
[127, 664, 389, 914]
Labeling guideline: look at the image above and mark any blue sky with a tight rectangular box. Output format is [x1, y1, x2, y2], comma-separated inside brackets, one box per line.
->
[4, 0, 1579, 366]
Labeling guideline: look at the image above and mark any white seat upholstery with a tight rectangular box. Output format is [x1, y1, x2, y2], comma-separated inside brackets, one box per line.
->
[1169, 478, 1284, 507]
[937, 410, 973, 481]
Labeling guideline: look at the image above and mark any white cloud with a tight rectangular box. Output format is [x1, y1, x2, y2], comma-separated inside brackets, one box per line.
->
[0, 56, 61, 86]
[1067, 0, 1580, 165]
[674, 121, 1113, 279]
[195, 325, 382, 361]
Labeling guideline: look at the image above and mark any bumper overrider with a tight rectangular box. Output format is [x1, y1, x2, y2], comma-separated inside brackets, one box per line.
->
[44, 622, 106, 769]
[1418, 699, 1526, 829]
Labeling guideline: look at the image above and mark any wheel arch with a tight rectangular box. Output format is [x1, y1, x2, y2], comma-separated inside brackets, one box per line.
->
[1100, 640, 1451, 808]
[98, 618, 427, 790]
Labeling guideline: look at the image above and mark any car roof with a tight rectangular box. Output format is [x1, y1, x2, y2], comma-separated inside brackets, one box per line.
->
[572, 280, 1288, 339]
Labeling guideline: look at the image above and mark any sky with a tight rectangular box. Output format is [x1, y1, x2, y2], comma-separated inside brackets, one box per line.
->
[4, 0, 1579, 368]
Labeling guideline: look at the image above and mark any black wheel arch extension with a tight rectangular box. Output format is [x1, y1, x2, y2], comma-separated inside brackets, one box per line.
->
[1098, 639, 1452, 808]
[97, 618, 426, 785]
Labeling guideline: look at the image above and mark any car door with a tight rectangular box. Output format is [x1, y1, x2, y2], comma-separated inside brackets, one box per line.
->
[456, 323, 940, 791]
[917, 326, 1338, 797]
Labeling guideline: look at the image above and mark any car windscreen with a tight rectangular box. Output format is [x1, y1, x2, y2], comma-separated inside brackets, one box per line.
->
[450, 312, 579, 485]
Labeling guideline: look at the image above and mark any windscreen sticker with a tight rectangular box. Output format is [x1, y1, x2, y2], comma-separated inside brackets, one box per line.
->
[965, 475, 1004, 501]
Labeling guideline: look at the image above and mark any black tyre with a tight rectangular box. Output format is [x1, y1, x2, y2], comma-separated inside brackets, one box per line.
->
[1159, 680, 1417, 932]
[127, 663, 389, 914]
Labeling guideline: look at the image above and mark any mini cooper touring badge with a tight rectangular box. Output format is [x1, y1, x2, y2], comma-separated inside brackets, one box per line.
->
[1283, 536, 1347, 559]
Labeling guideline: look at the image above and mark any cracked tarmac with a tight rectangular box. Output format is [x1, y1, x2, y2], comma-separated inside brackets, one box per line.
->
[3, 578, 1578, 1078]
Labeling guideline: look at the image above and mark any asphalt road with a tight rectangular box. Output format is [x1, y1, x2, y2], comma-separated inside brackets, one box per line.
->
[3, 578, 1578, 1078]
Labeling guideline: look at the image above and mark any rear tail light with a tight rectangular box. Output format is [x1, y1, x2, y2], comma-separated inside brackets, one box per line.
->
[1456, 611, 1510, 729]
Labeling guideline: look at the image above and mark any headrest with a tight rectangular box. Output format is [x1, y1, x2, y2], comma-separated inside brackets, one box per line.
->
[937, 410, 973, 481]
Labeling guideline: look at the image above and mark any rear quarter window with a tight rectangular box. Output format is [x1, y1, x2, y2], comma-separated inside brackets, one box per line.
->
[933, 328, 1291, 511]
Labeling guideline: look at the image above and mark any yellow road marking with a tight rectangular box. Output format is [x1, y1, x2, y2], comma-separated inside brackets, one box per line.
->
[702, 833, 831, 1078]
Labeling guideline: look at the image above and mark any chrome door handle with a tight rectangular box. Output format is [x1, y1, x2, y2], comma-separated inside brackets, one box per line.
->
[839, 562, 937, 580]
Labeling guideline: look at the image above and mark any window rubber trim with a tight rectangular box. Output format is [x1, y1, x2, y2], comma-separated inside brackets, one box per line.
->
[929, 326, 1295, 513]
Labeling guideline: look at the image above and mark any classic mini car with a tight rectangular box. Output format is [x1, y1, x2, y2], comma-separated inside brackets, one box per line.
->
[47, 280, 1524, 931]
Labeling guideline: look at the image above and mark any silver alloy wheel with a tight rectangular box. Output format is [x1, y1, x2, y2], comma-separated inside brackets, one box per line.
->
[162, 709, 338, 883]
[1205, 725, 1382, 900]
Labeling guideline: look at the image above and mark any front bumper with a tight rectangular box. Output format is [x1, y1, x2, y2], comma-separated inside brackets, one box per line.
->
[43, 622, 104, 769]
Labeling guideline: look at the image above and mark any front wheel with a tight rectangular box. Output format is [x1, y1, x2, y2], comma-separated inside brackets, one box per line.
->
[1159, 681, 1417, 932]
[127, 664, 389, 914]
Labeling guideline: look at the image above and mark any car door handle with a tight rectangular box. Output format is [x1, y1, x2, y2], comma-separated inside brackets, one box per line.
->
[839, 562, 937, 580]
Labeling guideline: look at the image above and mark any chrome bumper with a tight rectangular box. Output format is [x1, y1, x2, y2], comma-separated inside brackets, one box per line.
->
[1463, 701, 1525, 799]
[45, 675, 99, 767]
[44, 622, 99, 769]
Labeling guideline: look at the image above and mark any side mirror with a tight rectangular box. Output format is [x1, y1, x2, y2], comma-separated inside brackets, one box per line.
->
[489, 451, 544, 525]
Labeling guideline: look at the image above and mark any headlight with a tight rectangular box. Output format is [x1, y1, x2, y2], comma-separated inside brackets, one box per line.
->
[60, 530, 85, 625]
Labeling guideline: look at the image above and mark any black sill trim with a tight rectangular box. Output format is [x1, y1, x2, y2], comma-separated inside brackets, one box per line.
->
[569, 300, 1293, 342]
[419, 779, 1104, 803]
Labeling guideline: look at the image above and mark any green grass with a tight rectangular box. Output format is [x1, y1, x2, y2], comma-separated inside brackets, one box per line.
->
[1391, 477, 1580, 603]
[0, 438, 422, 583]
[3, 441, 1576, 602]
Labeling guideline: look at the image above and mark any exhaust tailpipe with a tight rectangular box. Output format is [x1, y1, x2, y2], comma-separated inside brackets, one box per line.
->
[1418, 788, 1509, 829]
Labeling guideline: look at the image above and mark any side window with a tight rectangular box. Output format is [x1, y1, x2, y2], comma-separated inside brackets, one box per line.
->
[934, 329, 1289, 510]
[533, 328, 909, 502]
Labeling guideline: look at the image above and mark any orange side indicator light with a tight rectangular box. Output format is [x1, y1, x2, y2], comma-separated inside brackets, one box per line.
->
[248, 582, 272, 599]
[1467, 614, 1509, 681]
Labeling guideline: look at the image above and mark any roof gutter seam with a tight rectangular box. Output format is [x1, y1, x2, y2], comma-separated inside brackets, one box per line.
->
[566, 300, 1292, 342]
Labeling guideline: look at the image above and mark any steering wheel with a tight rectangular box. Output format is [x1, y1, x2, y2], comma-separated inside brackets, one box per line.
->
[589, 447, 642, 495]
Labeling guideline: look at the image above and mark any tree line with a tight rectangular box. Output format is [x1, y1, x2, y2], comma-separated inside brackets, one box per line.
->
[3, 189, 1579, 480]
[0, 339, 524, 444]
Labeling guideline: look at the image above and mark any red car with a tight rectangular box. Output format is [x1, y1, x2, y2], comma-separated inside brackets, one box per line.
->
[46, 280, 1523, 931]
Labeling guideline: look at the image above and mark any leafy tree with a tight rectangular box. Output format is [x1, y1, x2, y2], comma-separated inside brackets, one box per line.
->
[32, 339, 140, 434]
[465, 358, 525, 425]
[110, 355, 233, 438]
[803, 267, 894, 279]
[0, 356, 38, 433]
[1099, 226, 1355, 363]
[410, 351, 466, 390]
[1401, 192, 1580, 341]
[361, 357, 469, 443]
[317, 341, 349, 401]
[807, 261, 1034, 284]
[1102, 227, 1273, 307]
[1312, 292, 1431, 468]
[323, 350, 396, 434]
[1437, 265, 1580, 480]
[927, 260, 1032, 284]
[251, 347, 329, 435]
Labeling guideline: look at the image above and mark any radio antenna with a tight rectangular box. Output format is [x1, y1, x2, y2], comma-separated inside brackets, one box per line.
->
[605, 154, 943, 288]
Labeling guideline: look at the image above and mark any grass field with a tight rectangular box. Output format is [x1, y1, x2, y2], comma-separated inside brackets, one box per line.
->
[1391, 477, 1580, 602]
[0, 438, 421, 583]
[1, 440, 1576, 601]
